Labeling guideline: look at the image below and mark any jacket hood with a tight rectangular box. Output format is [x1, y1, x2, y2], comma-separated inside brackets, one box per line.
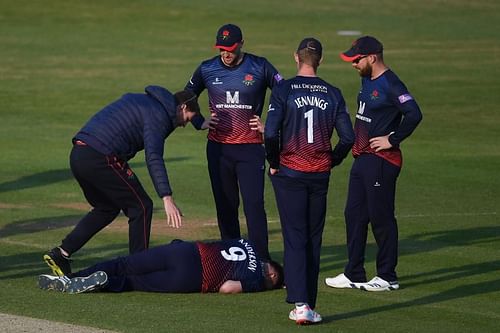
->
[145, 85, 178, 127]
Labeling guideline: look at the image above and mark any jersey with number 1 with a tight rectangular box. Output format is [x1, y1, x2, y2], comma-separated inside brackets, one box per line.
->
[185, 54, 282, 144]
[196, 238, 265, 293]
[265, 76, 352, 174]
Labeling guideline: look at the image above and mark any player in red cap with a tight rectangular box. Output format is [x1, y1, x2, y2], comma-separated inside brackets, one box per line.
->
[326, 36, 422, 292]
[185, 24, 284, 260]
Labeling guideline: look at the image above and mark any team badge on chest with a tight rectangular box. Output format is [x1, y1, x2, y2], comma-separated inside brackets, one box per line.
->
[243, 74, 255, 86]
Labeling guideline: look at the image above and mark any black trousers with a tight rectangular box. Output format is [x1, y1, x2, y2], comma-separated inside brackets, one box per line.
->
[206, 141, 269, 259]
[73, 240, 202, 293]
[61, 144, 153, 255]
[270, 173, 329, 309]
[344, 154, 401, 282]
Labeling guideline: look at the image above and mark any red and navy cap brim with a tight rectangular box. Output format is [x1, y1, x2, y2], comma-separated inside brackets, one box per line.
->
[214, 43, 239, 52]
[340, 36, 383, 62]
[340, 52, 363, 62]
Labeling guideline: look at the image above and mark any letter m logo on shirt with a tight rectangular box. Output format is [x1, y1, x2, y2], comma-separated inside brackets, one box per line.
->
[226, 91, 240, 104]
[358, 101, 366, 115]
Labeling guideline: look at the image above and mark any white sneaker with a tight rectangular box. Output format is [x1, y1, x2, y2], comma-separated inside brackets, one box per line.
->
[358, 276, 399, 291]
[289, 305, 322, 325]
[325, 273, 359, 289]
[38, 274, 70, 292]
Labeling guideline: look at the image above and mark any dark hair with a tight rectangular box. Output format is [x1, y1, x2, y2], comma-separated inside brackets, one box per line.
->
[297, 48, 321, 70]
[267, 259, 284, 289]
[174, 90, 200, 114]
[296, 38, 322, 70]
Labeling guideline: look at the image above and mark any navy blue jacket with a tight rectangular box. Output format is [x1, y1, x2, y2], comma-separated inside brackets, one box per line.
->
[74, 86, 178, 197]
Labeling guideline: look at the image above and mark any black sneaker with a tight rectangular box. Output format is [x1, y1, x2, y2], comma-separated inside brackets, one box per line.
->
[66, 271, 108, 294]
[43, 247, 72, 277]
[38, 274, 70, 292]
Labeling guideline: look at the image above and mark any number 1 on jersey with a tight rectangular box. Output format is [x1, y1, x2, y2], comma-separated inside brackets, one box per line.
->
[304, 109, 314, 143]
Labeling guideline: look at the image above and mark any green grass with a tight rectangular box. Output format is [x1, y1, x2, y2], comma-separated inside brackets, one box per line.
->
[1, 0, 500, 332]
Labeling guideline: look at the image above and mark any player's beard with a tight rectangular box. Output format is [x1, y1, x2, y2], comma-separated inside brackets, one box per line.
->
[221, 50, 242, 67]
[358, 63, 372, 78]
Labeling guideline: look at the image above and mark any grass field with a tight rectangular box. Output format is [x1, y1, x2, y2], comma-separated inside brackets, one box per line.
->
[1, 0, 499, 332]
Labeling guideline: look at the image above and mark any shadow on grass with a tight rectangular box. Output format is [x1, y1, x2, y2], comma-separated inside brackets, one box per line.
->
[319, 243, 356, 273]
[312, 259, 500, 324]
[0, 168, 73, 193]
[0, 210, 176, 239]
[0, 157, 189, 193]
[317, 226, 500, 323]
[402, 259, 500, 288]
[0, 215, 81, 238]
[319, 226, 500, 273]
[403, 226, 500, 249]
[0, 243, 129, 280]
[331, 277, 500, 322]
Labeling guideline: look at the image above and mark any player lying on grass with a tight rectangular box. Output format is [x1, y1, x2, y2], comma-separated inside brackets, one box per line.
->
[38, 238, 283, 294]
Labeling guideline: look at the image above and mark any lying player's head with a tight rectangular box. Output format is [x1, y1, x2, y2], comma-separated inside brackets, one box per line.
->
[296, 37, 323, 71]
[263, 260, 284, 290]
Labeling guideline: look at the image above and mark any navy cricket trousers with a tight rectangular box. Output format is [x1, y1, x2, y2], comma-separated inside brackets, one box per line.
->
[270, 173, 329, 309]
[344, 153, 401, 282]
[73, 240, 202, 292]
[62, 144, 153, 255]
[206, 141, 270, 259]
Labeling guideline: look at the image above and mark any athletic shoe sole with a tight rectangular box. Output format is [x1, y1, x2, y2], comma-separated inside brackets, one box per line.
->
[325, 280, 360, 289]
[43, 254, 65, 277]
[66, 271, 108, 294]
[289, 309, 322, 325]
[296, 319, 318, 325]
[325, 274, 360, 289]
[358, 283, 399, 291]
[38, 275, 67, 292]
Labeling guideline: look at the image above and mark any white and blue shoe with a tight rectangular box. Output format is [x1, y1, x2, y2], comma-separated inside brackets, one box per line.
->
[358, 276, 399, 291]
[65, 271, 108, 294]
[38, 274, 70, 292]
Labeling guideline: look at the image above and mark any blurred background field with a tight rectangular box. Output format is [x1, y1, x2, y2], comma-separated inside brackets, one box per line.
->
[1, 1, 499, 332]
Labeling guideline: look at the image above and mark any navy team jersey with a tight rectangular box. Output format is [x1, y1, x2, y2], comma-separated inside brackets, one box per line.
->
[196, 238, 265, 293]
[185, 54, 282, 144]
[265, 76, 354, 177]
[353, 70, 422, 167]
